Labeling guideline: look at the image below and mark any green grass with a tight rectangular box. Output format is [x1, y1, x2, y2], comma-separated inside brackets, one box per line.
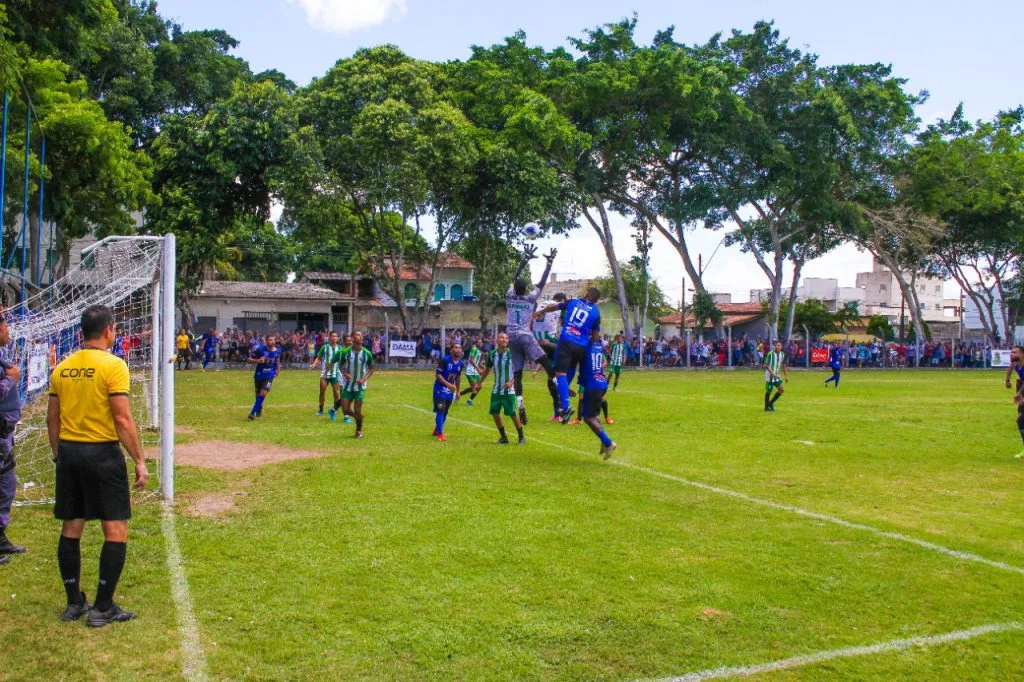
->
[1, 369, 1022, 681]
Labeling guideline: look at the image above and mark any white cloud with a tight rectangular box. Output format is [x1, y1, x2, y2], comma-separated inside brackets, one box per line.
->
[287, 0, 407, 33]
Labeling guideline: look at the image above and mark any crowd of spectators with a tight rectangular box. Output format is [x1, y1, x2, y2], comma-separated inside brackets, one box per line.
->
[176, 327, 1010, 371]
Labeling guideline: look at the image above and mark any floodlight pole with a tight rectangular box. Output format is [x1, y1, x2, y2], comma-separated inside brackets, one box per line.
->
[36, 136, 45, 286]
[160, 233, 177, 502]
[0, 92, 7, 266]
[20, 105, 30, 304]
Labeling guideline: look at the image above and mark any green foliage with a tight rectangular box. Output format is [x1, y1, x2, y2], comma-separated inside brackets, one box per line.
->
[146, 78, 295, 302]
[834, 301, 862, 332]
[792, 299, 837, 338]
[233, 220, 294, 282]
[866, 315, 895, 341]
[593, 260, 671, 324]
[689, 291, 723, 330]
[454, 231, 520, 324]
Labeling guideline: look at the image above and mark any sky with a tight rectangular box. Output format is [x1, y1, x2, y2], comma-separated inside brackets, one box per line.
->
[157, 0, 1024, 304]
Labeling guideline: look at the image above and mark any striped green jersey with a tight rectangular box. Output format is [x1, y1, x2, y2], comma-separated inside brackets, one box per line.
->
[318, 343, 341, 378]
[467, 346, 482, 375]
[339, 346, 374, 392]
[764, 350, 785, 380]
[610, 342, 625, 366]
[486, 348, 514, 395]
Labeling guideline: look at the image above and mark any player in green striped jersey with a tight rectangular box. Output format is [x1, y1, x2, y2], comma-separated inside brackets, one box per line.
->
[459, 338, 484, 405]
[338, 331, 375, 438]
[338, 334, 354, 423]
[310, 331, 342, 417]
[609, 335, 626, 391]
[763, 340, 789, 412]
[478, 332, 525, 445]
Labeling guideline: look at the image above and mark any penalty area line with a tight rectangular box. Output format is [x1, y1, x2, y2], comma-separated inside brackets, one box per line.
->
[395, 404, 1024, 577]
[636, 621, 1022, 681]
[162, 502, 210, 682]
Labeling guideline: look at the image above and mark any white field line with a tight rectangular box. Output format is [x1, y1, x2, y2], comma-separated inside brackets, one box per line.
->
[161, 502, 210, 682]
[396, 404, 1024, 577]
[638, 621, 1022, 682]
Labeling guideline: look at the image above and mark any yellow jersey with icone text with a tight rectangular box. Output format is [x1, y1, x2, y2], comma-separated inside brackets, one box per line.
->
[49, 348, 130, 443]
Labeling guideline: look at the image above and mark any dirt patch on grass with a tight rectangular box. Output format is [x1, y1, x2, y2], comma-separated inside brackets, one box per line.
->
[698, 607, 732, 622]
[173, 440, 333, 470]
[187, 492, 242, 518]
[175, 425, 197, 436]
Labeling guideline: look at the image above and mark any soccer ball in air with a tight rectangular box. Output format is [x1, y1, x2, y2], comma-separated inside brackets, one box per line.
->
[522, 224, 540, 240]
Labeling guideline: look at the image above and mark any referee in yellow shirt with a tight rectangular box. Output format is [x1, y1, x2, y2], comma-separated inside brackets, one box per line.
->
[47, 304, 148, 627]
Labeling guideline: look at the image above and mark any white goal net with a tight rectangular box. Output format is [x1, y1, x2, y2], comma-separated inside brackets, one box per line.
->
[7, 235, 175, 506]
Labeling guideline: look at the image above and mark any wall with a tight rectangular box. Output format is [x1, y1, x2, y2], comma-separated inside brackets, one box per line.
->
[189, 297, 334, 333]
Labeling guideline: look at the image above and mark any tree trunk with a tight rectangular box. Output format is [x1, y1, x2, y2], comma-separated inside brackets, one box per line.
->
[989, 254, 1013, 343]
[940, 252, 995, 343]
[876, 249, 927, 358]
[479, 298, 489, 332]
[583, 196, 632, 342]
[784, 257, 804, 343]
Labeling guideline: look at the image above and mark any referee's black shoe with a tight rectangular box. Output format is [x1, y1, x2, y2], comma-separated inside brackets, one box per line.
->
[87, 602, 137, 628]
[0, 529, 26, 554]
[61, 592, 91, 622]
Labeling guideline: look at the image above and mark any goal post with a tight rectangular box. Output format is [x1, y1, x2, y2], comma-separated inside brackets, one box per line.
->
[160, 233, 176, 501]
[9, 233, 176, 505]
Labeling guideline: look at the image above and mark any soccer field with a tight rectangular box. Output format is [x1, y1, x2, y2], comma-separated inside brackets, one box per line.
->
[2, 369, 1023, 681]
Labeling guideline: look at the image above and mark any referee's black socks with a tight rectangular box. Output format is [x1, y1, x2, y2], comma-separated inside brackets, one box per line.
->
[95, 541, 127, 611]
[58, 535, 82, 605]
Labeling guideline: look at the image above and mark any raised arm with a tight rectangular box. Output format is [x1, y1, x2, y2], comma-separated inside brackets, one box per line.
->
[536, 249, 557, 292]
[512, 244, 538, 283]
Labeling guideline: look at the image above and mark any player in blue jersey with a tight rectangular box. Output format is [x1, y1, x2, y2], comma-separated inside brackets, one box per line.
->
[112, 328, 127, 363]
[200, 329, 219, 371]
[247, 334, 282, 421]
[432, 344, 465, 442]
[824, 345, 842, 388]
[579, 330, 617, 459]
[1005, 345, 1024, 459]
[534, 287, 602, 423]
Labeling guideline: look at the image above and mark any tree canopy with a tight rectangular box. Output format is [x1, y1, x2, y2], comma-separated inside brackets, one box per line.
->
[2, 3, 1019, 337]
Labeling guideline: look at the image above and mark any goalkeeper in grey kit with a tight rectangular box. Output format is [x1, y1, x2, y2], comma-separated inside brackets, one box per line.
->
[506, 244, 559, 426]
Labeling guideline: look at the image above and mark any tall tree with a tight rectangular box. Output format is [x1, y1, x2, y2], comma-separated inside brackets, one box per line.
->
[288, 46, 482, 332]
[146, 78, 294, 320]
[691, 23, 919, 340]
[908, 106, 1024, 344]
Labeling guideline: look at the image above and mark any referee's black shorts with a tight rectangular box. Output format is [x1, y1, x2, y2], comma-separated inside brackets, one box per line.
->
[555, 341, 587, 375]
[54, 441, 132, 521]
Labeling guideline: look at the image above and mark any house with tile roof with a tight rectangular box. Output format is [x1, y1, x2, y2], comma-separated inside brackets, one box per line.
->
[658, 302, 770, 338]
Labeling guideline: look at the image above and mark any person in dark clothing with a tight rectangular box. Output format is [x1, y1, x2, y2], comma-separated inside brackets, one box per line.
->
[0, 313, 27, 565]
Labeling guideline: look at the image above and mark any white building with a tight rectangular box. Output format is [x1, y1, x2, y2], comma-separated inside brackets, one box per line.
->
[749, 278, 864, 312]
[189, 281, 350, 335]
[855, 259, 950, 323]
[748, 261, 956, 324]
